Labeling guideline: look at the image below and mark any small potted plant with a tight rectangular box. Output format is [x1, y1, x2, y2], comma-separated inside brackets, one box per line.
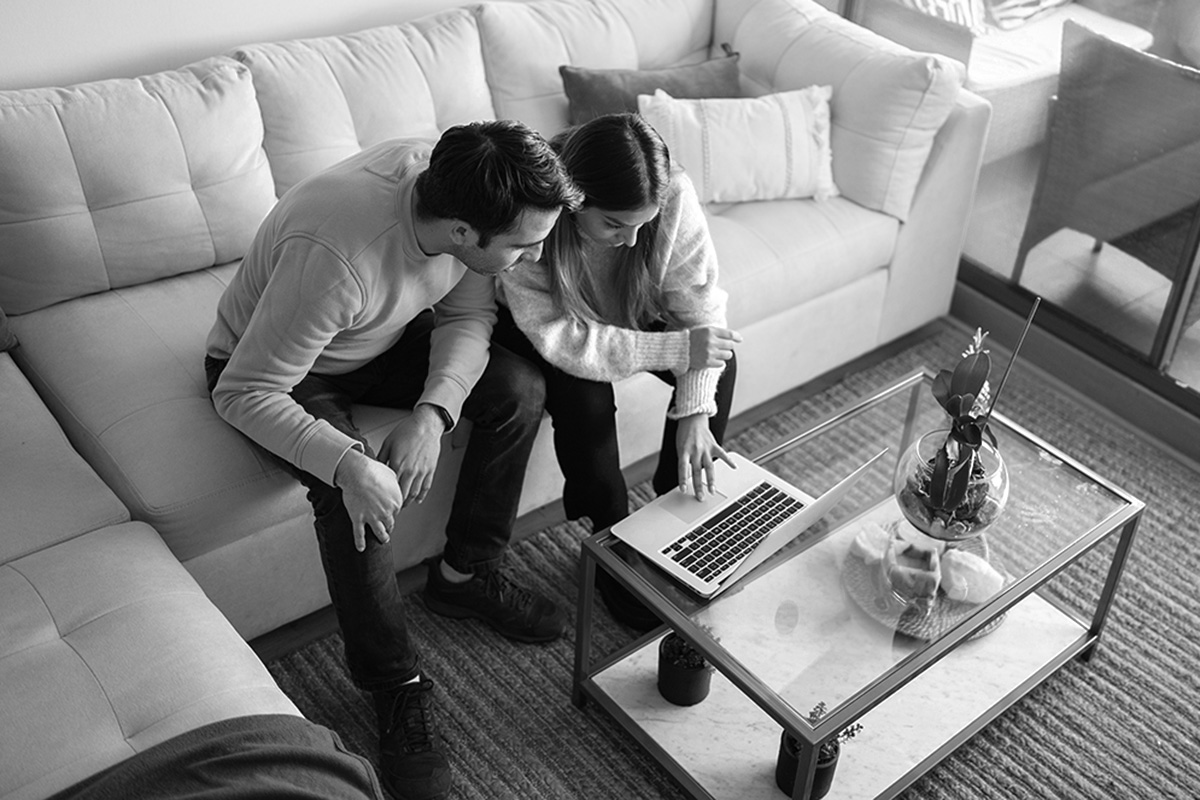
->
[774, 702, 862, 798]
[656, 629, 714, 706]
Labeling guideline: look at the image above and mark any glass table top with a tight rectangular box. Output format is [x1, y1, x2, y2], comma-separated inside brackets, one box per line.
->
[594, 369, 1138, 733]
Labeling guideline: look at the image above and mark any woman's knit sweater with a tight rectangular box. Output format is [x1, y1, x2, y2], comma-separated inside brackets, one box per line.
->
[500, 170, 727, 418]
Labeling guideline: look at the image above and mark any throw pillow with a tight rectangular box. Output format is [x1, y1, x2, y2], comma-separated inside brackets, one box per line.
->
[893, 0, 991, 36]
[985, 0, 1074, 31]
[560, 51, 741, 125]
[637, 87, 838, 205]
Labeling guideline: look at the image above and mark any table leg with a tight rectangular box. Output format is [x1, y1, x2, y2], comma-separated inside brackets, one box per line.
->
[572, 549, 598, 708]
[1081, 514, 1141, 662]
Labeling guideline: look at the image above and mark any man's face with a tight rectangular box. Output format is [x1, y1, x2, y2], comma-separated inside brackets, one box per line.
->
[458, 207, 561, 276]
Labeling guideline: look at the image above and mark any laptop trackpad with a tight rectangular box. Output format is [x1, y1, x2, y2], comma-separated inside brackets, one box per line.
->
[659, 488, 730, 525]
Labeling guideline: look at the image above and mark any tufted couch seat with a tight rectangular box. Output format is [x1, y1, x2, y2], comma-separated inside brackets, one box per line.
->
[0, 353, 304, 800]
[0, 0, 988, 647]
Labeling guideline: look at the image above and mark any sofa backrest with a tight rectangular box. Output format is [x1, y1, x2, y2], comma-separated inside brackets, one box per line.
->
[476, 0, 717, 137]
[234, 7, 495, 197]
[0, 57, 276, 315]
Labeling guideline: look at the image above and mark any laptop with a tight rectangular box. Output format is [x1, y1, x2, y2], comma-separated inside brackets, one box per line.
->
[610, 448, 888, 599]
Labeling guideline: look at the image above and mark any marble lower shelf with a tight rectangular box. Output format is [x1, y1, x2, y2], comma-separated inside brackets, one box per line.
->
[589, 592, 1085, 800]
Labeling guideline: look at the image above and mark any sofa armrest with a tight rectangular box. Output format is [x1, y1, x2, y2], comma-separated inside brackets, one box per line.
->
[879, 88, 991, 342]
[848, 0, 975, 65]
[716, 0, 968, 221]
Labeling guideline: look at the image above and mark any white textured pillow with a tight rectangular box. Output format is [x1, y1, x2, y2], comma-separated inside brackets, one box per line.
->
[637, 87, 837, 204]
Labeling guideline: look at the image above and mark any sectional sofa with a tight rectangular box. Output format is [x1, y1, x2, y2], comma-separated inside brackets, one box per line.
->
[0, 0, 988, 795]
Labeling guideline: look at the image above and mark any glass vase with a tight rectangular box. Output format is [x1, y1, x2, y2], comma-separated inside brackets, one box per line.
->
[883, 429, 1010, 617]
[893, 428, 1009, 542]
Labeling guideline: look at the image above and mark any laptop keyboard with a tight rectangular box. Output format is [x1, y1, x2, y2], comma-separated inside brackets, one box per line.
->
[661, 482, 806, 582]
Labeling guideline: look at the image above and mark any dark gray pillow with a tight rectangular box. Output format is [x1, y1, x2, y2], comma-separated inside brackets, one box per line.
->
[559, 50, 741, 125]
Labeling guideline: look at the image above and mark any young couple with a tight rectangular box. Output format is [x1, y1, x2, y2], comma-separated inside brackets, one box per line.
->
[205, 113, 739, 800]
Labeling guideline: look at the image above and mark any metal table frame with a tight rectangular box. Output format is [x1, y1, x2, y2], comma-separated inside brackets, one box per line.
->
[572, 369, 1144, 800]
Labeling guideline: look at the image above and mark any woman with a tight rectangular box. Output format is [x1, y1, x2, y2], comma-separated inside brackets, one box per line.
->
[494, 113, 740, 629]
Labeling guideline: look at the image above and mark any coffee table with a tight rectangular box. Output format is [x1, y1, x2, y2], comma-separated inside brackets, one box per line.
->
[572, 368, 1144, 799]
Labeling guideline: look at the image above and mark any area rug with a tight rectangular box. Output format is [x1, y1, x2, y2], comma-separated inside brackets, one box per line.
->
[266, 318, 1200, 800]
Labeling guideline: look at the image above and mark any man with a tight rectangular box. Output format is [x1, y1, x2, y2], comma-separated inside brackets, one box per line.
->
[205, 120, 583, 800]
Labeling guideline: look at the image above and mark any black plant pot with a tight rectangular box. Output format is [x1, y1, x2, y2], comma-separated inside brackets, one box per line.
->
[774, 731, 839, 798]
[656, 633, 712, 706]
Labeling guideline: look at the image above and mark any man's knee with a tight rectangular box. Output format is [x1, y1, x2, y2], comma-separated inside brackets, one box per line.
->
[469, 353, 546, 427]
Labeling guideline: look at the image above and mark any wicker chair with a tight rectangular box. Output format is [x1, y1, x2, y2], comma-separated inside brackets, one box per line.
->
[1011, 21, 1200, 340]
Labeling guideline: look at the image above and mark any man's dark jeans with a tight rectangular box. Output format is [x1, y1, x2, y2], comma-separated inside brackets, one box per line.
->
[206, 310, 546, 693]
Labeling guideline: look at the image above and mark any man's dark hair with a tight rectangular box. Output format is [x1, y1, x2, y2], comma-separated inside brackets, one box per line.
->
[415, 120, 583, 247]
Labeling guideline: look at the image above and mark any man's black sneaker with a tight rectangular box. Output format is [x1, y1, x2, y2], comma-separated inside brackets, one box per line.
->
[373, 677, 451, 800]
[423, 562, 566, 643]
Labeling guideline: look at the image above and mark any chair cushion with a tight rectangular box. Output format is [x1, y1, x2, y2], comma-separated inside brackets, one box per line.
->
[966, 4, 1154, 162]
[0, 57, 276, 315]
[895, 0, 991, 36]
[233, 8, 494, 196]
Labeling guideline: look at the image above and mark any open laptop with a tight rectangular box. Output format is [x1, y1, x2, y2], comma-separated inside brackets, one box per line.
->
[610, 448, 888, 599]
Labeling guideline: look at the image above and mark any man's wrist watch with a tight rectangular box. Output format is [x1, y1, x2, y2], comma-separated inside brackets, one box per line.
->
[421, 403, 453, 432]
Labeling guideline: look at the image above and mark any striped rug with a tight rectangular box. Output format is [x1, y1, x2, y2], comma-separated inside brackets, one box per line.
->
[265, 318, 1200, 800]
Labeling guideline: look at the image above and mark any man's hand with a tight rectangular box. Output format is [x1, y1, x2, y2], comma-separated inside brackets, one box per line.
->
[334, 449, 406, 552]
[688, 326, 742, 370]
[676, 414, 735, 501]
[378, 404, 445, 509]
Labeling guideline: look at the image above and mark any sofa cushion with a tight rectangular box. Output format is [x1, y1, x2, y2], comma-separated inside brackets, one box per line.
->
[721, 0, 966, 221]
[234, 9, 494, 197]
[0, 57, 276, 315]
[708, 196, 899, 329]
[638, 86, 837, 203]
[560, 52, 741, 124]
[476, 0, 716, 136]
[6, 265, 312, 563]
[0, 523, 300, 800]
[0, 354, 130, 564]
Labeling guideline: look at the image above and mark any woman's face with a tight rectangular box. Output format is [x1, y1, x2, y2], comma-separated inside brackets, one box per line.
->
[574, 203, 660, 248]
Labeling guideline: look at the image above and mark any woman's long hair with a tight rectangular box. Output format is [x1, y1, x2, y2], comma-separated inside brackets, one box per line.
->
[545, 113, 672, 329]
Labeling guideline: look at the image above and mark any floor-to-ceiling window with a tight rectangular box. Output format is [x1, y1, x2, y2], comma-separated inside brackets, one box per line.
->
[848, 0, 1200, 417]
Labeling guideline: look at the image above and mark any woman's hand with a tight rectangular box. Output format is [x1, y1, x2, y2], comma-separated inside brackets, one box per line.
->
[676, 413, 736, 500]
[688, 326, 742, 370]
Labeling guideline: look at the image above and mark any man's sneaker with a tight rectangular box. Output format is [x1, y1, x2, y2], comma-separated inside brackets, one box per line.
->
[373, 677, 451, 800]
[423, 562, 566, 643]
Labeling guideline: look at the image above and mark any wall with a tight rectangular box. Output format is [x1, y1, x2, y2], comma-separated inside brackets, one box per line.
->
[0, 0, 481, 90]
